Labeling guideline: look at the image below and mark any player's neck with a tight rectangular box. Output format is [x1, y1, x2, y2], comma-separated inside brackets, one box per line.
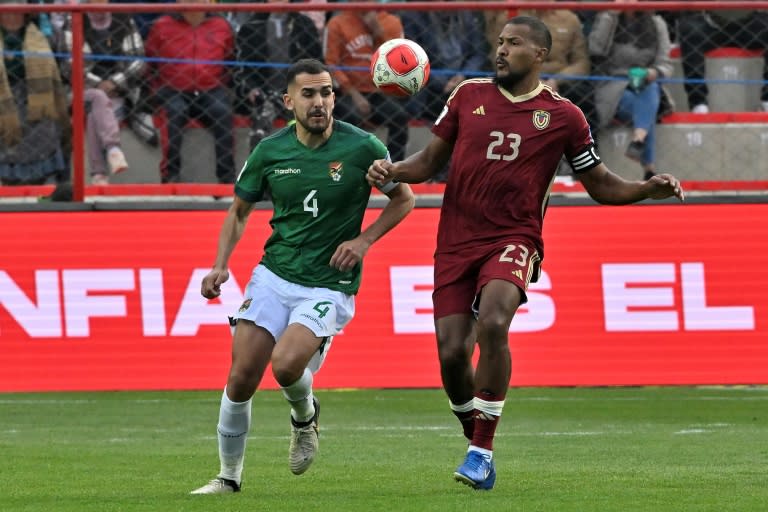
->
[503, 75, 542, 98]
[296, 126, 332, 149]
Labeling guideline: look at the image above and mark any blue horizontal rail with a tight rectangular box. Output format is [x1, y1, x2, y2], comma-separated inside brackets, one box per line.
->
[3, 50, 767, 86]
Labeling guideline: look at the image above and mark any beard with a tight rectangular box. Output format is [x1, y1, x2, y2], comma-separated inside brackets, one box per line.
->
[296, 110, 330, 135]
[494, 68, 529, 91]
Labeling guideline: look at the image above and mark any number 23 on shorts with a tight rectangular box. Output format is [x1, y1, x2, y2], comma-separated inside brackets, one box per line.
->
[498, 243, 540, 289]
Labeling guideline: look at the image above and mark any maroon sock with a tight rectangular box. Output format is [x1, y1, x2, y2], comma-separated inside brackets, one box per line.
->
[471, 392, 504, 451]
[452, 409, 475, 440]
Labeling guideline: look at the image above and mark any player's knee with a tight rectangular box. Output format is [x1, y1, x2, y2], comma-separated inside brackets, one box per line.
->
[436, 334, 472, 367]
[226, 367, 258, 400]
[476, 313, 513, 346]
[271, 366, 302, 387]
[270, 358, 303, 387]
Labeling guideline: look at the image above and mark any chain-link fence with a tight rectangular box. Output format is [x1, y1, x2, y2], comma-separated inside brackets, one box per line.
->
[1, 2, 767, 188]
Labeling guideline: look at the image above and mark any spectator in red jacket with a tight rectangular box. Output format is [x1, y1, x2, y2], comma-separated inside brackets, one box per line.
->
[145, 0, 235, 183]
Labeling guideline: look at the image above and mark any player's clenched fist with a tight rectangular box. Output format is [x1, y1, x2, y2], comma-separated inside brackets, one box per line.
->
[201, 268, 230, 299]
[366, 159, 394, 187]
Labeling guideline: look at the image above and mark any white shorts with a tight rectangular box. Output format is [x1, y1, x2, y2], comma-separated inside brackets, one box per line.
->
[231, 264, 355, 373]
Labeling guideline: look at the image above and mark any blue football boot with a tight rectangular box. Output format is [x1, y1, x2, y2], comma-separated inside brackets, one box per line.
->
[454, 450, 496, 490]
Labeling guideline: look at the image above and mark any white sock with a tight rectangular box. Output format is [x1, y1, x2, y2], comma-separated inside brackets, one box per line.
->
[216, 388, 251, 484]
[468, 446, 493, 458]
[281, 368, 315, 423]
[474, 396, 505, 416]
[449, 399, 474, 413]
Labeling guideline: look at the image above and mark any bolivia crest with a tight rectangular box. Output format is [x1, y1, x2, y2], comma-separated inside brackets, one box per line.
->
[532, 110, 550, 130]
[328, 161, 343, 182]
[238, 298, 252, 313]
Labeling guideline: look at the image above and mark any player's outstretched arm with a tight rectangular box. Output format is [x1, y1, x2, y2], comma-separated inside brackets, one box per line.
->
[329, 182, 415, 271]
[367, 135, 452, 186]
[201, 195, 255, 299]
[578, 163, 685, 205]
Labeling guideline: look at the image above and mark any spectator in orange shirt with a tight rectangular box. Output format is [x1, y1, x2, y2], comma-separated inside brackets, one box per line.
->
[323, 0, 410, 162]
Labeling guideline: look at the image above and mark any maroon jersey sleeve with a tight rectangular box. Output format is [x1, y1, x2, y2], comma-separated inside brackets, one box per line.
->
[563, 103, 601, 173]
[431, 84, 462, 144]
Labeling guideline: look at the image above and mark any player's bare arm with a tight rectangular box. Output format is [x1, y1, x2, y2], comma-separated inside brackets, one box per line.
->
[329, 182, 415, 271]
[367, 135, 452, 186]
[201, 196, 256, 299]
[578, 163, 685, 205]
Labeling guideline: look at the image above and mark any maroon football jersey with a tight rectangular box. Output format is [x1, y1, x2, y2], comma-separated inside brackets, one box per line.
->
[432, 78, 600, 259]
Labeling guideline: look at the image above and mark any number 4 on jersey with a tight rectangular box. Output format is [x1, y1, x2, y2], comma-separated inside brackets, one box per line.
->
[304, 189, 318, 217]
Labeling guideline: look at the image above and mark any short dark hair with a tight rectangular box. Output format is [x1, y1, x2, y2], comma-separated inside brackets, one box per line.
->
[286, 59, 331, 87]
[507, 16, 552, 52]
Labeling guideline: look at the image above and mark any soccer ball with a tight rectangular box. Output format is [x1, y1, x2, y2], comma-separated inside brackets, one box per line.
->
[370, 38, 430, 97]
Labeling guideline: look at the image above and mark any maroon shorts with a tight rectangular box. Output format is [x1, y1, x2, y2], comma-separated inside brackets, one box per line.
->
[433, 241, 541, 319]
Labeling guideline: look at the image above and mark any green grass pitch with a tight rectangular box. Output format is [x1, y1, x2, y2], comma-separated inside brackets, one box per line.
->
[1, 387, 766, 511]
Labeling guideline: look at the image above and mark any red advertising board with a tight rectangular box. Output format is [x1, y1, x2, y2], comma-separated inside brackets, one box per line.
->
[1, 204, 766, 391]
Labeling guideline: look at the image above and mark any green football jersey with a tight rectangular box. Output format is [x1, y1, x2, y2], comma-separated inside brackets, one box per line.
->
[235, 120, 389, 295]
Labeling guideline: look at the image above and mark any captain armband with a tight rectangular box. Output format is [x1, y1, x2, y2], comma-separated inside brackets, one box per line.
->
[569, 144, 601, 173]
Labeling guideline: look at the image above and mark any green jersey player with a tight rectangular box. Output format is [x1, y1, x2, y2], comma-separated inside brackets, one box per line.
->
[191, 59, 414, 494]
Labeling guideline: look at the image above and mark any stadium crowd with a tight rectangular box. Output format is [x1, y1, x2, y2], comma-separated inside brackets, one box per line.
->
[0, 0, 766, 186]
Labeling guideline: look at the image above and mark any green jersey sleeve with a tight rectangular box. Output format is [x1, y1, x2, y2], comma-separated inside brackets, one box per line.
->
[367, 132, 389, 163]
[234, 146, 267, 203]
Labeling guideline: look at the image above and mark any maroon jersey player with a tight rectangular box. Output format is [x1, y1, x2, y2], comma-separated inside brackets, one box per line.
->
[367, 16, 684, 491]
[434, 77, 595, 266]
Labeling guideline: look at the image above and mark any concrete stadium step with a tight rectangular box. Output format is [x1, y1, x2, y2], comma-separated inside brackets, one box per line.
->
[598, 113, 768, 181]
